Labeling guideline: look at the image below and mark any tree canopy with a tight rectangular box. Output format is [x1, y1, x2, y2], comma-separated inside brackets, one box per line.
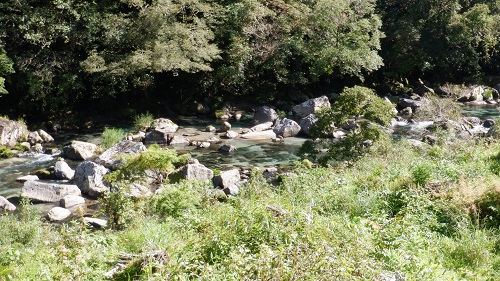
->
[0, 0, 499, 120]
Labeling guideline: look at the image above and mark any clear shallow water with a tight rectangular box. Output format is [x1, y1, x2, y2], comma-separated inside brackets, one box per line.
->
[463, 105, 500, 119]
[1, 106, 498, 197]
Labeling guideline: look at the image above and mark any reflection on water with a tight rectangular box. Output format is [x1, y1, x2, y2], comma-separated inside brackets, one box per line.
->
[463, 105, 500, 119]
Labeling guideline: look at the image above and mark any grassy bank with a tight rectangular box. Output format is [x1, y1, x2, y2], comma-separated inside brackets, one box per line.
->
[2, 137, 500, 280]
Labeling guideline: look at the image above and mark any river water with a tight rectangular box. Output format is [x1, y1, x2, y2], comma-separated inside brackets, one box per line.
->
[1, 105, 499, 198]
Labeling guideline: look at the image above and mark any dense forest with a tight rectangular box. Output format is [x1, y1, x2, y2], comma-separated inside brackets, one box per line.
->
[0, 0, 500, 121]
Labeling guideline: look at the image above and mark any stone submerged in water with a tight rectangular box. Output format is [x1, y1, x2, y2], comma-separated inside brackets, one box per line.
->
[241, 130, 276, 140]
[21, 181, 81, 203]
[219, 144, 237, 153]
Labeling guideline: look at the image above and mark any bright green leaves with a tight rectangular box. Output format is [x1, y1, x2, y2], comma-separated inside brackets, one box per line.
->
[81, 0, 221, 76]
[0, 43, 13, 95]
[304, 0, 383, 79]
[304, 86, 396, 163]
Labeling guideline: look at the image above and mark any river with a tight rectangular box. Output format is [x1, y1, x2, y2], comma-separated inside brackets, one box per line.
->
[1, 105, 499, 198]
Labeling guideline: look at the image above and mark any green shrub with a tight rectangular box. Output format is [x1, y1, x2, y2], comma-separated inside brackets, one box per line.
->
[304, 86, 396, 164]
[412, 163, 433, 186]
[99, 186, 136, 230]
[153, 181, 204, 218]
[133, 112, 154, 131]
[101, 127, 126, 149]
[0, 146, 14, 158]
[106, 146, 190, 185]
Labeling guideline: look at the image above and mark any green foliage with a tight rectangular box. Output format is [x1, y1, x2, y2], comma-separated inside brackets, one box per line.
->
[133, 112, 154, 131]
[378, 0, 500, 81]
[99, 186, 136, 230]
[153, 181, 207, 218]
[106, 146, 190, 185]
[0, 146, 14, 159]
[489, 151, 500, 175]
[2, 139, 500, 279]
[101, 127, 126, 149]
[412, 163, 433, 186]
[0, 41, 14, 95]
[304, 86, 396, 163]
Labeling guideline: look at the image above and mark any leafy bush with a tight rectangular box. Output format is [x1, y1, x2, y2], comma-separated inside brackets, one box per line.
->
[99, 186, 136, 230]
[303, 86, 396, 163]
[153, 181, 206, 218]
[106, 146, 190, 185]
[133, 112, 154, 131]
[412, 163, 433, 186]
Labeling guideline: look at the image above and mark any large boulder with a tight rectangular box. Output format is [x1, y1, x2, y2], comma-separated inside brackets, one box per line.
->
[0, 117, 28, 146]
[298, 114, 318, 136]
[181, 163, 214, 182]
[213, 169, 240, 188]
[144, 118, 178, 144]
[96, 140, 147, 169]
[253, 106, 279, 124]
[55, 160, 75, 180]
[63, 141, 97, 161]
[292, 96, 330, 119]
[21, 181, 81, 203]
[73, 161, 110, 198]
[0, 196, 16, 211]
[47, 207, 72, 222]
[273, 118, 301, 138]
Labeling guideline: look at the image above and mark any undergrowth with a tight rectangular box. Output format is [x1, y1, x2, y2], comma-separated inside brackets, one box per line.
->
[2, 138, 500, 279]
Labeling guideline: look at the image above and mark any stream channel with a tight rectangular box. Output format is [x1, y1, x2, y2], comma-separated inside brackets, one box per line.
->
[1, 105, 499, 199]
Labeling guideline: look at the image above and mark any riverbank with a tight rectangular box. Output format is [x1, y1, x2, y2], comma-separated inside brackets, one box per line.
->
[2, 135, 500, 280]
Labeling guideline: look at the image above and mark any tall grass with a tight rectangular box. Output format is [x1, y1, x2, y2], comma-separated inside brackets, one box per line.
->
[133, 112, 154, 131]
[101, 127, 126, 149]
[1, 138, 500, 279]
